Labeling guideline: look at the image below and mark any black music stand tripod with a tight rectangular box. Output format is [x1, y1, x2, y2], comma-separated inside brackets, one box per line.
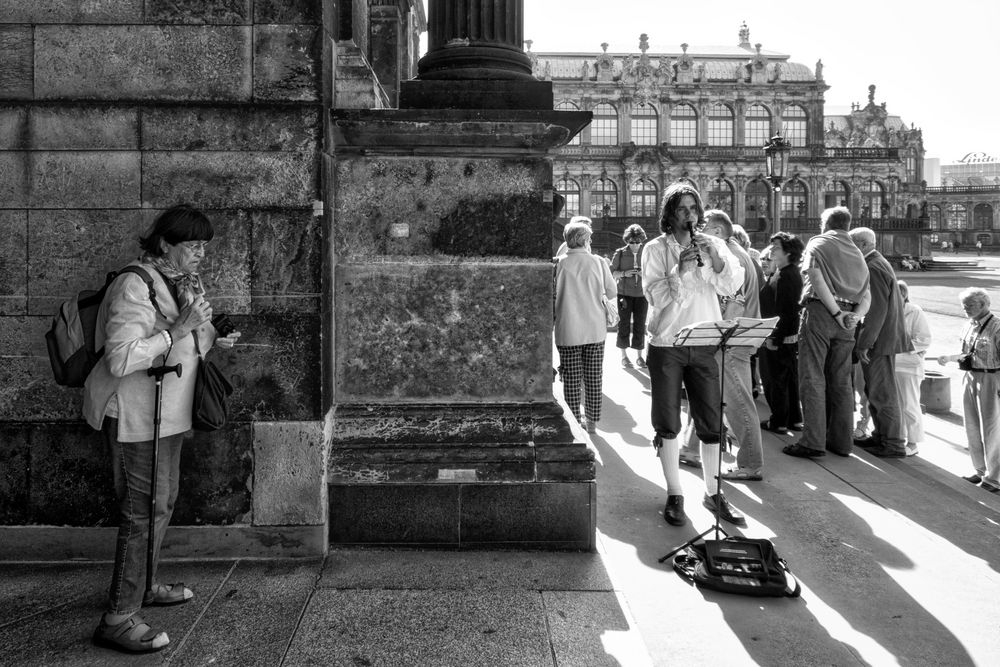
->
[657, 316, 778, 564]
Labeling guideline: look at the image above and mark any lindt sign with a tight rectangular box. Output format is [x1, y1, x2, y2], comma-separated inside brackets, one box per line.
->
[958, 151, 999, 164]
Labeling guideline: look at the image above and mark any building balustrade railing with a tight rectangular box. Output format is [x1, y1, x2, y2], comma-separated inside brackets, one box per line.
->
[926, 185, 1000, 194]
[825, 147, 900, 160]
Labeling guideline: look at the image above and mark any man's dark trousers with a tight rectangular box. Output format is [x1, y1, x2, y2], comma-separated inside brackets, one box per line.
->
[861, 354, 905, 452]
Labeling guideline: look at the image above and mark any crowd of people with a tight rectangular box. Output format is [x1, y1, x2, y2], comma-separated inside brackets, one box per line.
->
[553, 181, 1000, 531]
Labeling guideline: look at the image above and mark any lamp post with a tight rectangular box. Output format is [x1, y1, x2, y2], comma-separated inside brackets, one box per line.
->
[763, 133, 792, 234]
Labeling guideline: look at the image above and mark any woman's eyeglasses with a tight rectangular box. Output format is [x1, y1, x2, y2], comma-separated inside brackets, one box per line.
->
[179, 241, 209, 252]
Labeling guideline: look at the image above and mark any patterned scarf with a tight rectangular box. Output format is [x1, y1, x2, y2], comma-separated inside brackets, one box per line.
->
[143, 253, 206, 307]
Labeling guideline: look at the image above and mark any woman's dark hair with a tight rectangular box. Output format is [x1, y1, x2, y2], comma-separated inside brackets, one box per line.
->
[769, 231, 805, 265]
[139, 204, 214, 256]
[658, 181, 704, 234]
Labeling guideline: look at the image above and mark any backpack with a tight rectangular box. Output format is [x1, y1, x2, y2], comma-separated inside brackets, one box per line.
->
[45, 266, 162, 387]
[671, 537, 801, 598]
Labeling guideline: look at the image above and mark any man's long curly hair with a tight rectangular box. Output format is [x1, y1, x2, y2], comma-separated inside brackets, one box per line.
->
[658, 181, 704, 234]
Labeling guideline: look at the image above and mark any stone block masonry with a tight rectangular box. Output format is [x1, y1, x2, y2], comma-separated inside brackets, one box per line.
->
[0, 2, 327, 557]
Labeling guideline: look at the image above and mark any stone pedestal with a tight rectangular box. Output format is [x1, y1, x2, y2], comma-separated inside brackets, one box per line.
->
[327, 107, 594, 548]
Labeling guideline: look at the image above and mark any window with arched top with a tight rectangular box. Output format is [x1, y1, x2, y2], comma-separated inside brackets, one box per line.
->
[556, 101, 581, 145]
[707, 103, 734, 147]
[945, 203, 967, 230]
[631, 104, 658, 146]
[824, 180, 850, 209]
[782, 105, 807, 147]
[705, 180, 734, 218]
[928, 204, 942, 228]
[974, 203, 993, 230]
[556, 177, 581, 218]
[591, 178, 618, 217]
[630, 178, 658, 216]
[745, 179, 771, 225]
[859, 180, 884, 219]
[781, 180, 807, 218]
[745, 103, 771, 148]
[591, 103, 618, 145]
[670, 104, 697, 146]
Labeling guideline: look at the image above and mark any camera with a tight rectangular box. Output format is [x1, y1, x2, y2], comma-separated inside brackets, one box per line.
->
[212, 314, 236, 337]
[958, 353, 973, 371]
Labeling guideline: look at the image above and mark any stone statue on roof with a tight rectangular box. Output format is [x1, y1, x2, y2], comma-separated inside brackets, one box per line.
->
[815, 59, 823, 80]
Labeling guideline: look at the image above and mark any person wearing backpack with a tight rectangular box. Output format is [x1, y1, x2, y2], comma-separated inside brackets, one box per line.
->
[86, 205, 241, 654]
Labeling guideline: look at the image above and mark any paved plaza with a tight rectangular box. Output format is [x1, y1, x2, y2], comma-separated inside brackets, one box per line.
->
[2, 261, 999, 666]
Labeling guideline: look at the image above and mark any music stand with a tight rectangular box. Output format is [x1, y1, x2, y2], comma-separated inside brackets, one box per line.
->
[658, 316, 778, 563]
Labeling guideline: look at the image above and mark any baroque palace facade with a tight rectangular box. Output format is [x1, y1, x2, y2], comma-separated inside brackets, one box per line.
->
[531, 25, 929, 255]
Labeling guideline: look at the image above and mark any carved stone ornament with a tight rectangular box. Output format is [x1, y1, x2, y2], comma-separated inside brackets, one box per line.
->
[596, 42, 614, 82]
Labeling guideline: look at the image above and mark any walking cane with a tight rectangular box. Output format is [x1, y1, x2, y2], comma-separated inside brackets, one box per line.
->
[145, 362, 182, 600]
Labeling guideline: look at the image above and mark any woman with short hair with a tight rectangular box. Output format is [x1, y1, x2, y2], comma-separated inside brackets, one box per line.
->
[610, 223, 649, 368]
[554, 216, 617, 433]
[759, 231, 805, 435]
[86, 205, 241, 653]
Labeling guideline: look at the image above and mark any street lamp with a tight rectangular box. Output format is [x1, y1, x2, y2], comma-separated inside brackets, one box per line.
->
[763, 132, 792, 234]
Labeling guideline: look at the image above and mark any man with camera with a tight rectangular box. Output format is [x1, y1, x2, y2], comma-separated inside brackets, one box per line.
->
[642, 182, 746, 527]
[939, 288, 1000, 492]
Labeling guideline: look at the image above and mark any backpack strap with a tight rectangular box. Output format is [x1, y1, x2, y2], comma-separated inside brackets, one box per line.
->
[111, 265, 165, 319]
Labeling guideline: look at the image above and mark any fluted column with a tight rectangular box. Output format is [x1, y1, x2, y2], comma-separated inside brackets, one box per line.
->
[417, 0, 533, 80]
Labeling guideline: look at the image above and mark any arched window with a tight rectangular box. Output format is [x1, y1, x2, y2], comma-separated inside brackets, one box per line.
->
[745, 103, 771, 147]
[705, 179, 734, 218]
[631, 104, 658, 145]
[707, 103, 734, 147]
[745, 179, 771, 228]
[859, 180, 884, 219]
[824, 180, 850, 209]
[782, 105, 807, 147]
[591, 178, 618, 217]
[591, 103, 618, 146]
[974, 203, 993, 230]
[556, 101, 581, 145]
[928, 204, 942, 228]
[945, 203, 967, 230]
[781, 180, 807, 218]
[630, 178, 658, 216]
[556, 177, 580, 218]
[670, 103, 697, 146]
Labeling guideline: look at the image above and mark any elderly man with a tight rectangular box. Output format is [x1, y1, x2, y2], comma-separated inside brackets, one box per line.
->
[849, 227, 911, 458]
[939, 288, 1000, 492]
[643, 182, 746, 526]
[700, 210, 764, 481]
[783, 207, 871, 458]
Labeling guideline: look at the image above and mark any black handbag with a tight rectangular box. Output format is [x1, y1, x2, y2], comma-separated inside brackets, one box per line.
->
[191, 331, 233, 431]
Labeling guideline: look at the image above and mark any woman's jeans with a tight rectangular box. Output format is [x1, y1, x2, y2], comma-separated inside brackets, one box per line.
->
[102, 418, 184, 616]
[616, 295, 648, 350]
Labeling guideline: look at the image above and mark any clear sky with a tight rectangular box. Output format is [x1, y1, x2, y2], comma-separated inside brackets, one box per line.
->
[420, 1, 1000, 164]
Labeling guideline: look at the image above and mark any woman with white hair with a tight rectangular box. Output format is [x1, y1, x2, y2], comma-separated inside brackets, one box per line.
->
[554, 216, 617, 433]
[939, 288, 1000, 492]
[893, 281, 931, 456]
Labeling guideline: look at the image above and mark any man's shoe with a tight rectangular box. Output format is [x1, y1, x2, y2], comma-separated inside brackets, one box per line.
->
[621, 357, 632, 368]
[980, 481, 1000, 493]
[853, 436, 881, 449]
[789, 422, 804, 432]
[663, 495, 687, 526]
[760, 420, 788, 435]
[868, 445, 906, 458]
[963, 474, 983, 484]
[702, 493, 747, 527]
[782, 443, 825, 458]
[904, 443, 919, 457]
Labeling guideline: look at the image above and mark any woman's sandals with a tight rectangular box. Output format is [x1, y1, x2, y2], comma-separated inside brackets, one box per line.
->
[143, 582, 194, 607]
[93, 614, 169, 653]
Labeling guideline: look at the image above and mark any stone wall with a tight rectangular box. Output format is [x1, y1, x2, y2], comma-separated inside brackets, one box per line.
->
[0, 1, 326, 551]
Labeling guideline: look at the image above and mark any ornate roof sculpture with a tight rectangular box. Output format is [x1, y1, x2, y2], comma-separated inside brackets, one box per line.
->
[528, 23, 818, 86]
[824, 85, 923, 150]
